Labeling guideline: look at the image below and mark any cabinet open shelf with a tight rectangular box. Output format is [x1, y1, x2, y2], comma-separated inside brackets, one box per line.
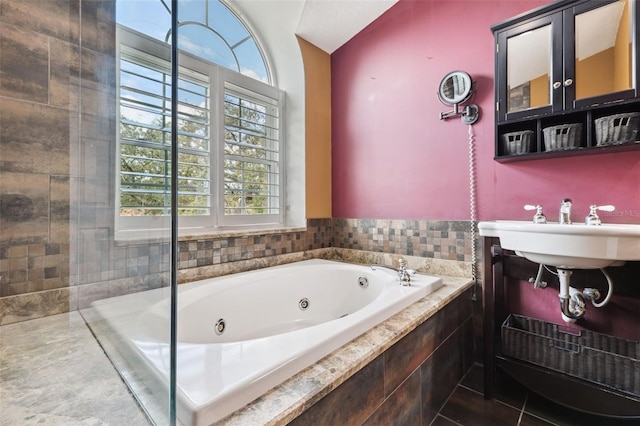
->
[495, 99, 640, 161]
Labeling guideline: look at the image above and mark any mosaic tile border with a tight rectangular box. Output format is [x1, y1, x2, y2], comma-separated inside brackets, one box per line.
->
[1, 218, 479, 324]
[332, 218, 476, 262]
[1, 219, 473, 296]
[0, 219, 332, 297]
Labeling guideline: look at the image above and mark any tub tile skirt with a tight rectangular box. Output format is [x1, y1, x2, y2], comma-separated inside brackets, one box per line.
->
[288, 289, 474, 425]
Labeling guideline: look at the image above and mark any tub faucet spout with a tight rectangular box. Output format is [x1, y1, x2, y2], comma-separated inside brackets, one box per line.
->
[371, 259, 414, 285]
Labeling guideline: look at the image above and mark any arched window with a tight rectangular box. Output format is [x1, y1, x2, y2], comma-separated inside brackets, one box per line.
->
[116, 0, 270, 83]
[115, 1, 284, 234]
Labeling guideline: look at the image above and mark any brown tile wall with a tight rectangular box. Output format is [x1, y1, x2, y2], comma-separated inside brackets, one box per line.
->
[290, 288, 475, 425]
[0, 0, 78, 287]
[0, 0, 116, 323]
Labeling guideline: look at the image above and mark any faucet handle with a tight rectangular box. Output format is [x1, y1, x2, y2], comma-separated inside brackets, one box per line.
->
[397, 258, 416, 276]
[524, 204, 547, 223]
[593, 204, 615, 212]
[397, 258, 414, 273]
[585, 205, 615, 225]
[396, 258, 414, 284]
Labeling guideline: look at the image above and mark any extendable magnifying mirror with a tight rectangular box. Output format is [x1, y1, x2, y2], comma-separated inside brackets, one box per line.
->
[438, 70, 480, 125]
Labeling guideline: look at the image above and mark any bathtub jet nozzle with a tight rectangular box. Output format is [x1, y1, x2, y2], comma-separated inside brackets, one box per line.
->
[215, 318, 226, 335]
[298, 298, 310, 310]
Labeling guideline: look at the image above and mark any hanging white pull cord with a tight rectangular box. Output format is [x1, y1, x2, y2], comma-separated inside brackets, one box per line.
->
[468, 124, 478, 299]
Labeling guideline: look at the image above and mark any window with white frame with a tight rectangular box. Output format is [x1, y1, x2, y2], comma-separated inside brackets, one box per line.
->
[115, 2, 284, 232]
[220, 75, 283, 225]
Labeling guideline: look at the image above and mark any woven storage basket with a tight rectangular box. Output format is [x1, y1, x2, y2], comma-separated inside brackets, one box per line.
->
[502, 314, 640, 397]
[502, 130, 533, 155]
[595, 112, 640, 146]
[543, 123, 582, 151]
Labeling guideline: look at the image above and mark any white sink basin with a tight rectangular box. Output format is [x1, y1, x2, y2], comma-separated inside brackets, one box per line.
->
[478, 221, 640, 269]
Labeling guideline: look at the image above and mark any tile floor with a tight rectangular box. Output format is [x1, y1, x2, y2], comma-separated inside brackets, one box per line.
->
[434, 364, 639, 426]
[0, 312, 149, 425]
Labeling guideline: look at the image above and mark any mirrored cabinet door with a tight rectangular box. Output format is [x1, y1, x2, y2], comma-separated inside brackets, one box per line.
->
[507, 24, 552, 113]
[567, 0, 637, 108]
[497, 13, 563, 122]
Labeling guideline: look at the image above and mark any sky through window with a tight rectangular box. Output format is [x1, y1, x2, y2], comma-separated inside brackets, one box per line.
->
[116, 0, 269, 83]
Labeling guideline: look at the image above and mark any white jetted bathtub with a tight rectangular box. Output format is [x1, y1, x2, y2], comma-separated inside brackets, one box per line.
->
[87, 259, 443, 425]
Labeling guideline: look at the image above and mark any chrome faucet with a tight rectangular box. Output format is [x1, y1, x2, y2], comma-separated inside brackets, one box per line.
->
[559, 198, 572, 224]
[524, 204, 547, 223]
[371, 258, 413, 286]
[585, 204, 615, 225]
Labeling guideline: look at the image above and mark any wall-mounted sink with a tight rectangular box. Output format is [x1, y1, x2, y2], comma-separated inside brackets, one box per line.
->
[478, 221, 640, 269]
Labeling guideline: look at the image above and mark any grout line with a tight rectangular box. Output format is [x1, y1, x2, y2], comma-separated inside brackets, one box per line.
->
[459, 362, 480, 383]
[48, 37, 51, 105]
[523, 407, 561, 425]
[519, 393, 561, 426]
[458, 383, 529, 414]
[516, 393, 528, 425]
[436, 414, 464, 426]
[432, 383, 467, 425]
[458, 383, 484, 395]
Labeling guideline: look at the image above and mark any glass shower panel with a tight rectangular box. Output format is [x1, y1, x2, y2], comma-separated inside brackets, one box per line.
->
[174, 2, 211, 425]
[78, 1, 176, 424]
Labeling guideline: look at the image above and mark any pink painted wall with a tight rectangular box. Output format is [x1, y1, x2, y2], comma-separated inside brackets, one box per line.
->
[331, 0, 640, 224]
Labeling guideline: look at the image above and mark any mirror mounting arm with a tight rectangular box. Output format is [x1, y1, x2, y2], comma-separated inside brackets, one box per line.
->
[440, 103, 480, 125]
[439, 103, 461, 120]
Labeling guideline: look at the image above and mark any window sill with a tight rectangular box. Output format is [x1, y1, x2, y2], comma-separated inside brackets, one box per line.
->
[114, 225, 307, 244]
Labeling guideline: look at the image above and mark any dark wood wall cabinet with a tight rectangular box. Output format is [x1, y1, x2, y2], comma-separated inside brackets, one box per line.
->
[492, 0, 640, 161]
